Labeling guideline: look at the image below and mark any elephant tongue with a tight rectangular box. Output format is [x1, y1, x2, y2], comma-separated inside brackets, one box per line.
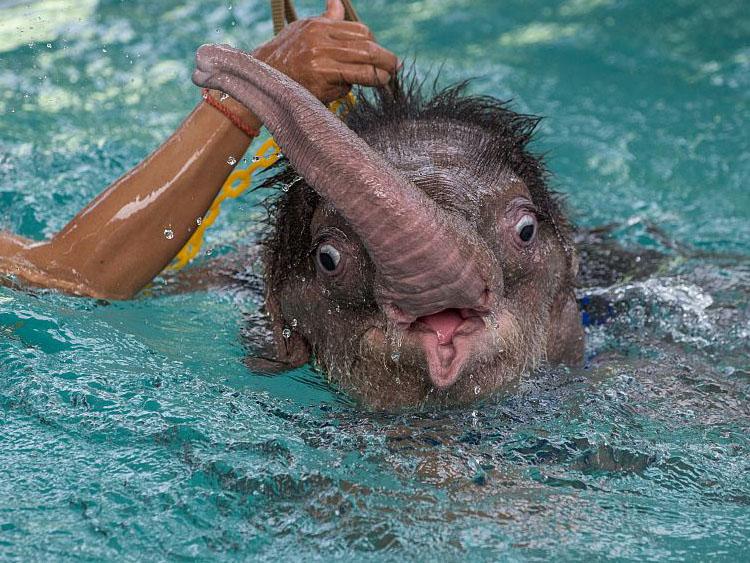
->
[416, 309, 466, 389]
[419, 309, 464, 345]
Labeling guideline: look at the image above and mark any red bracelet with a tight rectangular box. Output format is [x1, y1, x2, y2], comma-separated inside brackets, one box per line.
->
[202, 88, 260, 138]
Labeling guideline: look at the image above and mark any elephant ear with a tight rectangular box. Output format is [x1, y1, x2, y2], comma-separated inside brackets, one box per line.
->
[243, 293, 310, 374]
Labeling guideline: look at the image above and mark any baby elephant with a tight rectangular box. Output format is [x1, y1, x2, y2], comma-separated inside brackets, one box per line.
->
[193, 44, 584, 409]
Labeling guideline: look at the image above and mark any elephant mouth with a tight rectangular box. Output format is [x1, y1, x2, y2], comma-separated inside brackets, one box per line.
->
[362, 308, 495, 391]
[410, 309, 486, 389]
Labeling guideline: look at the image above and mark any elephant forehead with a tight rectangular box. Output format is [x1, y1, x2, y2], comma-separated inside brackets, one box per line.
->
[364, 119, 489, 165]
[360, 120, 525, 212]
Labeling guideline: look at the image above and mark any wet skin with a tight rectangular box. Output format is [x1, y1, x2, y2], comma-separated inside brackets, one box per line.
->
[266, 121, 583, 409]
[0, 0, 397, 298]
[0, 0, 585, 409]
[191, 42, 584, 408]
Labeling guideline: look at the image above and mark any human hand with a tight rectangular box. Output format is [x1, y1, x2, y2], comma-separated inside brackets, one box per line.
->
[252, 0, 399, 103]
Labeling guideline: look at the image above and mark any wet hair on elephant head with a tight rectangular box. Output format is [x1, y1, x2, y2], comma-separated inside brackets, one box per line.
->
[192, 44, 584, 410]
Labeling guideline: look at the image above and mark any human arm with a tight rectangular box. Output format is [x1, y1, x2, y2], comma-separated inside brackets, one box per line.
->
[0, 97, 257, 299]
[0, 0, 398, 299]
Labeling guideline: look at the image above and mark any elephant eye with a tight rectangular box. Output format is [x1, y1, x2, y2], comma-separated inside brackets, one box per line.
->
[316, 243, 342, 274]
[514, 214, 537, 244]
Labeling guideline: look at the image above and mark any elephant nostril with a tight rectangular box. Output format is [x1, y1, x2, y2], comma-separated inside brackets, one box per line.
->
[192, 70, 212, 88]
[195, 44, 217, 71]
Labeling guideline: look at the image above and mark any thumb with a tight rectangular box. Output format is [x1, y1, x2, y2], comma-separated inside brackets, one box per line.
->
[323, 0, 345, 20]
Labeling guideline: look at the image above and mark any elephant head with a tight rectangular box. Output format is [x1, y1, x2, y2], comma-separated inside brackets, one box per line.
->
[193, 44, 583, 409]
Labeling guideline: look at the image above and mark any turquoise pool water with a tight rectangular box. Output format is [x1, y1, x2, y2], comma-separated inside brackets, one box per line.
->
[1, 0, 748, 560]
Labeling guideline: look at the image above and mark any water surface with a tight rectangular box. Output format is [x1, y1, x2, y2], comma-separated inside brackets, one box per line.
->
[1, 0, 748, 560]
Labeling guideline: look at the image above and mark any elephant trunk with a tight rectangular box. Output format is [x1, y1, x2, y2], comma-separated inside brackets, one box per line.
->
[193, 44, 492, 323]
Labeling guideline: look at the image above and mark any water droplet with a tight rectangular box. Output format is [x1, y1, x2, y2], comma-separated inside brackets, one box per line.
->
[290, 318, 298, 328]
[219, 93, 229, 101]
[282, 328, 292, 339]
[251, 156, 261, 162]
[163, 228, 174, 240]
[281, 184, 289, 192]
[474, 385, 481, 395]
[335, 305, 341, 313]
[227, 156, 237, 165]
[327, 309, 332, 315]
[390, 351, 401, 362]
[205, 248, 213, 256]
[196, 217, 202, 225]
[46, 43, 52, 49]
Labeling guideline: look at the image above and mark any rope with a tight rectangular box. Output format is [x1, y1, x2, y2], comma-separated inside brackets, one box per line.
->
[272, 0, 359, 30]
[169, 0, 358, 271]
[341, 0, 360, 23]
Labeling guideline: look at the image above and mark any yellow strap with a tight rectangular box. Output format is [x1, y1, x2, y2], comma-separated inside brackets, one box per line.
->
[168, 137, 282, 271]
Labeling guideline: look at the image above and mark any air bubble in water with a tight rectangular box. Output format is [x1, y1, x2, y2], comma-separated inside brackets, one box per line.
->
[196, 217, 202, 225]
[219, 93, 229, 101]
[252, 156, 261, 162]
[474, 385, 481, 395]
[290, 318, 298, 327]
[282, 328, 291, 339]
[164, 228, 174, 240]
[227, 156, 237, 165]
[390, 351, 400, 362]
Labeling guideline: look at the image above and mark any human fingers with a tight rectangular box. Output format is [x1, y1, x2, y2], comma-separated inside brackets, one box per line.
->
[323, 0, 345, 20]
[319, 43, 399, 75]
[324, 63, 392, 88]
[325, 21, 375, 41]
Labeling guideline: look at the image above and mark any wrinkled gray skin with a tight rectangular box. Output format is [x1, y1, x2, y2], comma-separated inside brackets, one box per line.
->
[193, 44, 584, 410]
